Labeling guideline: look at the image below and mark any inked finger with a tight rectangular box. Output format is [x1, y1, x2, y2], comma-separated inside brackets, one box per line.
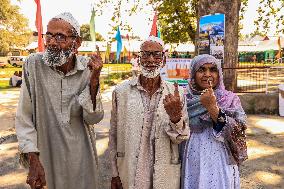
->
[174, 82, 179, 96]
[96, 45, 101, 56]
[208, 79, 213, 88]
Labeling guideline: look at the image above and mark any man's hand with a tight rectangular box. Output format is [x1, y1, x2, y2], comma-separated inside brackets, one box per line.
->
[88, 46, 103, 110]
[88, 45, 103, 78]
[200, 80, 219, 122]
[163, 82, 183, 123]
[26, 153, 46, 189]
[111, 176, 123, 189]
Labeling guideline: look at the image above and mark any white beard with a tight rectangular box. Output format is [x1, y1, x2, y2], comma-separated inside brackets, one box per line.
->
[140, 65, 162, 78]
[42, 47, 74, 67]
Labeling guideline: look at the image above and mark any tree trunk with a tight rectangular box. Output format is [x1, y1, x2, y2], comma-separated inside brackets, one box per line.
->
[197, 0, 241, 91]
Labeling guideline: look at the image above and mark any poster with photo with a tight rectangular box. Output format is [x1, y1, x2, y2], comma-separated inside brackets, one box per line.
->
[160, 58, 191, 86]
[199, 13, 225, 63]
[198, 39, 210, 54]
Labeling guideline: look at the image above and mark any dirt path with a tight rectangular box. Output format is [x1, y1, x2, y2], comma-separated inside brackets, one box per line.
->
[0, 88, 283, 189]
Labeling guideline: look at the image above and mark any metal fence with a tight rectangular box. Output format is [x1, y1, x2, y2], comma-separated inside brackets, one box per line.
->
[224, 63, 284, 93]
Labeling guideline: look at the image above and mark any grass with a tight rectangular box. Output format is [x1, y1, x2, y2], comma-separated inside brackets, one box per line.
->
[0, 64, 132, 90]
[0, 65, 22, 78]
[0, 80, 11, 89]
[100, 72, 132, 91]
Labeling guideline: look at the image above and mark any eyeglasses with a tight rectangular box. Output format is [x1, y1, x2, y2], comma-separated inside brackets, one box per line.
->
[42, 32, 76, 43]
[140, 51, 163, 59]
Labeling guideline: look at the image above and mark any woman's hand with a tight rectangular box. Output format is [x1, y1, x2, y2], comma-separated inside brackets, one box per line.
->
[200, 81, 219, 122]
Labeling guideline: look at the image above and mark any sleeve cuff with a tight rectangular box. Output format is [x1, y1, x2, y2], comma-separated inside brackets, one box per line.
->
[169, 117, 185, 135]
[19, 142, 39, 153]
[212, 127, 225, 142]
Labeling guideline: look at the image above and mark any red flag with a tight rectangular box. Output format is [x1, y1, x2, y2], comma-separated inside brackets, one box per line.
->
[150, 12, 158, 37]
[34, 0, 44, 52]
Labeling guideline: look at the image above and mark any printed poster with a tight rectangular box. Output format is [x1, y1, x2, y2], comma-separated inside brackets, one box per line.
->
[160, 58, 191, 86]
[199, 13, 225, 63]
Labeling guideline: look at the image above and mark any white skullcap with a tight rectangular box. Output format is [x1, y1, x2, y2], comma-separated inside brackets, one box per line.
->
[53, 12, 81, 36]
[140, 35, 165, 50]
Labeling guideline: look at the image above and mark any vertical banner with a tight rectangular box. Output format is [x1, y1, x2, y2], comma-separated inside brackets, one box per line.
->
[90, 8, 96, 43]
[34, 0, 44, 52]
[160, 58, 191, 86]
[198, 14, 225, 63]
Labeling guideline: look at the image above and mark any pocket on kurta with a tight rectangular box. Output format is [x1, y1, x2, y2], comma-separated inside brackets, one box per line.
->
[153, 163, 181, 189]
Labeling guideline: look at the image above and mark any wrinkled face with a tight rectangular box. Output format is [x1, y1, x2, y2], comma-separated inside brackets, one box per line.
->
[194, 63, 219, 90]
[140, 41, 164, 78]
[42, 19, 81, 67]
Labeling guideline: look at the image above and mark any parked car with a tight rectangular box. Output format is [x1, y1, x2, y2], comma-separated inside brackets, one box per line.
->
[8, 56, 26, 67]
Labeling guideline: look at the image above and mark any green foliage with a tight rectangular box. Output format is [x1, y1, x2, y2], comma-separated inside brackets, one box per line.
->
[96, 0, 282, 43]
[150, 0, 198, 43]
[80, 24, 105, 41]
[254, 0, 284, 34]
[0, 0, 32, 53]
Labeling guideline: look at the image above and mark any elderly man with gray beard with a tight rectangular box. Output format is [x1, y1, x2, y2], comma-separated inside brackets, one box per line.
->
[109, 36, 190, 189]
[15, 12, 104, 189]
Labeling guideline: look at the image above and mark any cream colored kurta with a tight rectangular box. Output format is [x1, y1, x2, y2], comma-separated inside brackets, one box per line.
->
[15, 53, 104, 189]
[109, 77, 190, 189]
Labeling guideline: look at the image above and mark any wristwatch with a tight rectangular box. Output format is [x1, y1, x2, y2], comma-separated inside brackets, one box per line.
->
[217, 109, 227, 123]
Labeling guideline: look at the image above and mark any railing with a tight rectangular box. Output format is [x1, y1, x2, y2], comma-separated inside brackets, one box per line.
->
[224, 62, 284, 93]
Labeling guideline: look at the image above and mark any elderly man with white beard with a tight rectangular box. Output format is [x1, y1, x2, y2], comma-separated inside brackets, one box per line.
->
[15, 12, 104, 189]
[109, 36, 190, 189]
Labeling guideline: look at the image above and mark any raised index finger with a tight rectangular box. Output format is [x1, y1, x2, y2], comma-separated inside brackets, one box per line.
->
[96, 45, 101, 56]
[208, 79, 213, 89]
[174, 82, 179, 97]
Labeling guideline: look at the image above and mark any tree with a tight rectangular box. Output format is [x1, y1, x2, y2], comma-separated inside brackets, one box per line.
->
[149, 0, 197, 43]
[0, 0, 32, 54]
[80, 24, 104, 41]
[197, 0, 242, 91]
[255, 0, 284, 34]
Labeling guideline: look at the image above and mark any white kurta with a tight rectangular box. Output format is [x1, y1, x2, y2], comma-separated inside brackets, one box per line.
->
[182, 127, 240, 189]
[15, 53, 104, 189]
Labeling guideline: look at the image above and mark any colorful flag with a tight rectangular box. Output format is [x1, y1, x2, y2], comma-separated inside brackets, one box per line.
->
[115, 27, 122, 61]
[150, 11, 158, 37]
[123, 46, 127, 57]
[90, 8, 96, 42]
[34, 0, 44, 52]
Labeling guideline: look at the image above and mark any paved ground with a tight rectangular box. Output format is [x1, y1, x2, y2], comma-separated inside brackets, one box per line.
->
[0, 87, 284, 189]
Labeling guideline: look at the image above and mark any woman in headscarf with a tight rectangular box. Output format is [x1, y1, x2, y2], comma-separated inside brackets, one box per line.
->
[181, 54, 248, 189]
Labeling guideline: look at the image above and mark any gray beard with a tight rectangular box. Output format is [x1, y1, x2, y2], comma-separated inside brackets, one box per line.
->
[140, 65, 161, 78]
[42, 47, 73, 67]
